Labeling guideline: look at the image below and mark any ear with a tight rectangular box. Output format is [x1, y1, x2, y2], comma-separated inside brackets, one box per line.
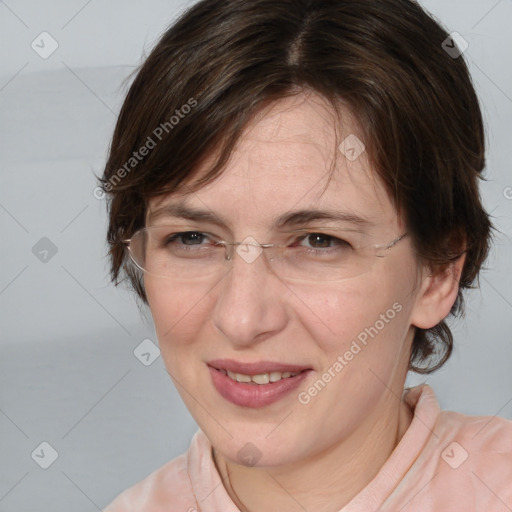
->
[410, 253, 466, 329]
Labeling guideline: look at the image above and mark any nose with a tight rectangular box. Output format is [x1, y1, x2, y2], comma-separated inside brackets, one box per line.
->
[212, 243, 288, 348]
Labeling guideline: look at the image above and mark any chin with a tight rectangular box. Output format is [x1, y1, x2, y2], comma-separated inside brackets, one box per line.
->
[204, 420, 309, 468]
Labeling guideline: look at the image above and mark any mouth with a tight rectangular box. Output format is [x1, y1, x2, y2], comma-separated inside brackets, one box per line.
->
[208, 359, 311, 382]
[207, 359, 313, 408]
[215, 367, 306, 384]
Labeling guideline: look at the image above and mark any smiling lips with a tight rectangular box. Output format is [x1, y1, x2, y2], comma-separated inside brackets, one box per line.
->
[207, 359, 312, 408]
[223, 369, 302, 384]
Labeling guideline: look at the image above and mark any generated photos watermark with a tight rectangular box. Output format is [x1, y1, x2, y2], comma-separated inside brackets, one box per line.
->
[93, 97, 197, 199]
[298, 301, 403, 405]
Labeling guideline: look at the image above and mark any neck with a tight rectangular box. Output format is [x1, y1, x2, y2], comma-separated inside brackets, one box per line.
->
[213, 391, 413, 512]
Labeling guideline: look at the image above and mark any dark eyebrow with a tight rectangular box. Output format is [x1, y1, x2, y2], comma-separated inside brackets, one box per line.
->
[148, 201, 373, 229]
[148, 201, 227, 225]
[274, 209, 374, 229]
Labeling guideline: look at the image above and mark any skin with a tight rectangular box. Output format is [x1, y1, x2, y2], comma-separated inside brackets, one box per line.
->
[143, 91, 464, 511]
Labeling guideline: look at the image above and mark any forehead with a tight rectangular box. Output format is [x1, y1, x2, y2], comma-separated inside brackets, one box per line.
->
[148, 92, 398, 231]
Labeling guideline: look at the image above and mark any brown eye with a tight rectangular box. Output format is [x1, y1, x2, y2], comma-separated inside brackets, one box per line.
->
[166, 231, 207, 246]
[299, 233, 350, 250]
[307, 234, 332, 248]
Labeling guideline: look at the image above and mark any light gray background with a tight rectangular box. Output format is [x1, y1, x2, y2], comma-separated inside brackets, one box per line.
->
[0, 0, 511, 510]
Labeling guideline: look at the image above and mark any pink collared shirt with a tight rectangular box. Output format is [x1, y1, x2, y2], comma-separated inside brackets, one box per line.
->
[103, 384, 512, 511]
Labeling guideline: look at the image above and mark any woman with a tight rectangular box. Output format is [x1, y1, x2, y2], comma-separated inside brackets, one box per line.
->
[101, 0, 512, 510]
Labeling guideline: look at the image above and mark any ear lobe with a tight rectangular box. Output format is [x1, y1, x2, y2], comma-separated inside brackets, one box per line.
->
[411, 253, 466, 330]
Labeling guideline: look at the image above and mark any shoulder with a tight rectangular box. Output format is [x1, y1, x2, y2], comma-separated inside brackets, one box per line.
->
[407, 384, 512, 459]
[422, 408, 512, 508]
[389, 386, 512, 510]
[435, 408, 512, 460]
[103, 433, 203, 512]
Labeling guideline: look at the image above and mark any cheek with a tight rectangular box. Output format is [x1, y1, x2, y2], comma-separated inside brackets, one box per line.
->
[298, 267, 415, 371]
[145, 278, 208, 348]
[300, 280, 398, 342]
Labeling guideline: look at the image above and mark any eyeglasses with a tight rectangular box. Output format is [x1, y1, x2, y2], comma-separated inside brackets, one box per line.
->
[123, 225, 408, 283]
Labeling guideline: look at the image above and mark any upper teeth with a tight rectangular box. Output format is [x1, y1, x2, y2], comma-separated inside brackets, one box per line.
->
[224, 370, 300, 384]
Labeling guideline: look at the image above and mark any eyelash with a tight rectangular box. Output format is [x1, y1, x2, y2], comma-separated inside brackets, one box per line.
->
[164, 231, 351, 252]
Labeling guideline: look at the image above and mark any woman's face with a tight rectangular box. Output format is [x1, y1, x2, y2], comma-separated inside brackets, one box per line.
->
[144, 92, 423, 467]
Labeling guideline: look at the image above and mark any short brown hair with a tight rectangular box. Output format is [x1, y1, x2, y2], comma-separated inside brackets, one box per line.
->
[101, 0, 492, 373]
